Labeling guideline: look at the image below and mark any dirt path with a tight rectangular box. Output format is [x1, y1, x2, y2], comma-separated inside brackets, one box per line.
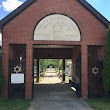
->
[40, 68, 61, 84]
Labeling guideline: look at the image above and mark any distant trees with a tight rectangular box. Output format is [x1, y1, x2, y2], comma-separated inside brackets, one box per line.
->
[103, 26, 110, 93]
[40, 59, 62, 73]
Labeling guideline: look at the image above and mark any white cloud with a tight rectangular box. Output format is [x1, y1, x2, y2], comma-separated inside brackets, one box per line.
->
[0, 5, 1, 8]
[2, 0, 24, 12]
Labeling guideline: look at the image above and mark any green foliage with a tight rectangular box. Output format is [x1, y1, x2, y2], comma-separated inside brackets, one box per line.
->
[0, 99, 30, 110]
[103, 26, 110, 92]
[0, 46, 3, 89]
[86, 99, 110, 110]
[40, 59, 62, 73]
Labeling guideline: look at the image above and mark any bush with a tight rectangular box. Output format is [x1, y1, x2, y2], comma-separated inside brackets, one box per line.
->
[103, 26, 110, 93]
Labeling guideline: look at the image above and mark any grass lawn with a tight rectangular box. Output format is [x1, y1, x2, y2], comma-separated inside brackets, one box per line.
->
[86, 98, 110, 110]
[65, 75, 70, 83]
[0, 99, 30, 110]
[34, 76, 43, 83]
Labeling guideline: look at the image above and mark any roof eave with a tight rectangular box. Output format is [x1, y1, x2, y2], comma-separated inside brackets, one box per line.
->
[0, 0, 35, 32]
[0, 0, 110, 32]
[77, 0, 110, 28]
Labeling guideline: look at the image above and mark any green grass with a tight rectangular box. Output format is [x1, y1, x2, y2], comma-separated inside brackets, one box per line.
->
[34, 76, 44, 83]
[86, 99, 110, 110]
[65, 75, 70, 83]
[0, 99, 31, 110]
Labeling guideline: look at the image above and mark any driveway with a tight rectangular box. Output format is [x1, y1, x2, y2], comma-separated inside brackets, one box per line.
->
[28, 68, 93, 110]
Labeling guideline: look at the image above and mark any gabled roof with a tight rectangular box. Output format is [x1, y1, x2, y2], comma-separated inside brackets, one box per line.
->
[0, 0, 35, 32]
[78, 0, 110, 27]
[0, 0, 110, 32]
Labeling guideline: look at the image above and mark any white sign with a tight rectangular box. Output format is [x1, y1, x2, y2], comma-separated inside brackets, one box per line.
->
[11, 73, 24, 84]
[34, 14, 81, 41]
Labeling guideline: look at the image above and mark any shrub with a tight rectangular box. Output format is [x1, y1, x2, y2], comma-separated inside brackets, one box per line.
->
[103, 26, 110, 93]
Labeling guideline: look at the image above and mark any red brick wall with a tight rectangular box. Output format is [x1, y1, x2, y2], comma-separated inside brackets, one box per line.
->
[2, 0, 107, 99]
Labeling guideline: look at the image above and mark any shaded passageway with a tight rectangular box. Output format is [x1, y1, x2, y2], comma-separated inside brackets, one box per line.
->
[29, 69, 92, 110]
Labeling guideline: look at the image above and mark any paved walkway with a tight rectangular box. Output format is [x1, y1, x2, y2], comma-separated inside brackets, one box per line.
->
[40, 68, 61, 84]
[28, 68, 93, 110]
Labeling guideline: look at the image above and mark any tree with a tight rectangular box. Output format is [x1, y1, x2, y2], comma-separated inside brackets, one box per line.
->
[40, 59, 47, 73]
[103, 26, 110, 93]
[39, 59, 62, 73]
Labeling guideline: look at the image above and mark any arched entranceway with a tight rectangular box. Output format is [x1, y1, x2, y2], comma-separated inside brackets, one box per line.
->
[32, 14, 82, 98]
[1, 0, 108, 100]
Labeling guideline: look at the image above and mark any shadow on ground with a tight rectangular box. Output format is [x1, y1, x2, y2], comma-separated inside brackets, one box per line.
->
[28, 84, 93, 110]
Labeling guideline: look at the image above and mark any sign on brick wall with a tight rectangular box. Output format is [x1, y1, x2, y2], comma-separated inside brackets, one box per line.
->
[34, 14, 81, 41]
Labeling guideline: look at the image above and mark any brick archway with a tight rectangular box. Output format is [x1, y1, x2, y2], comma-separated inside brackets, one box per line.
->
[1, 0, 108, 99]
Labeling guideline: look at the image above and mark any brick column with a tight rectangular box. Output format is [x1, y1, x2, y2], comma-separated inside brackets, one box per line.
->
[25, 44, 33, 99]
[2, 44, 9, 98]
[71, 47, 80, 80]
[81, 45, 88, 99]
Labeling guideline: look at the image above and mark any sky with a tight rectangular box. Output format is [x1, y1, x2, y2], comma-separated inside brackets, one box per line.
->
[0, 0, 110, 45]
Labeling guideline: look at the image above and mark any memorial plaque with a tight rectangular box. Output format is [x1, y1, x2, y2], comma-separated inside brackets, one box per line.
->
[11, 73, 24, 84]
[34, 14, 81, 41]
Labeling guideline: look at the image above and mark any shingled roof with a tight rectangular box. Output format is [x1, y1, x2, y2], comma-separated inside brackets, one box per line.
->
[0, 0, 110, 32]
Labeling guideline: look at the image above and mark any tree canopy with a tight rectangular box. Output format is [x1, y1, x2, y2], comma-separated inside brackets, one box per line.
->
[39, 59, 62, 72]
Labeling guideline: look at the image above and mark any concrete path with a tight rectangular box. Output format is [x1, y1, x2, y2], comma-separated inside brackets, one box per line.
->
[40, 68, 61, 84]
[28, 68, 93, 110]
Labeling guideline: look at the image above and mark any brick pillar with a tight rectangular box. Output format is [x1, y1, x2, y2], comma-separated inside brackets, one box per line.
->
[81, 45, 88, 99]
[71, 47, 80, 80]
[25, 44, 33, 99]
[2, 44, 9, 98]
